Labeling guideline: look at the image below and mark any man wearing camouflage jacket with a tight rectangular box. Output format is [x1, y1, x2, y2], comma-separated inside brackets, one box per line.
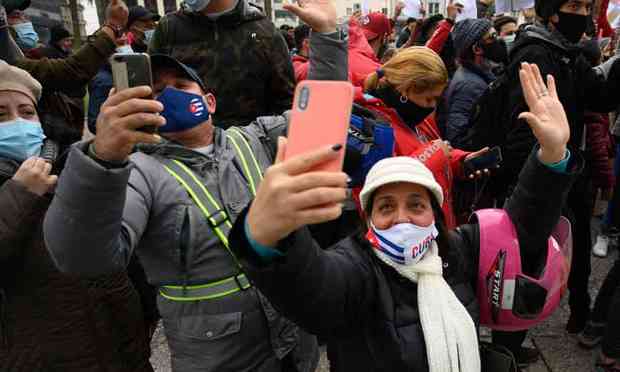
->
[149, 0, 295, 128]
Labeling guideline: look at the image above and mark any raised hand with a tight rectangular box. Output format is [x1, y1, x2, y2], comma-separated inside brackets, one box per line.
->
[246, 137, 348, 247]
[284, 0, 337, 33]
[93, 86, 164, 163]
[518, 62, 570, 164]
[105, 0, 129, 28]
[12, 157, 58, 196]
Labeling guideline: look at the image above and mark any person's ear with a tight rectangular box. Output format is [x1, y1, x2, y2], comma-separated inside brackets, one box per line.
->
[473, 43, 483, 56]
[204, 93, 216, 114]
[549, 14, 559, 24]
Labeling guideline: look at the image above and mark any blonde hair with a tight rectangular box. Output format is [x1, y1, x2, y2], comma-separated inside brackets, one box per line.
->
[364, 47, 448, 96]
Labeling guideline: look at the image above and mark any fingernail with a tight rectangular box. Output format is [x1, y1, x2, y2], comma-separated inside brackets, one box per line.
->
[153, 134, 162, 142]
[332, 144, 343, 151]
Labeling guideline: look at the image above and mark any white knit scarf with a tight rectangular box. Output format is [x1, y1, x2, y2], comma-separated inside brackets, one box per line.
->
[373, 242, 481, 372]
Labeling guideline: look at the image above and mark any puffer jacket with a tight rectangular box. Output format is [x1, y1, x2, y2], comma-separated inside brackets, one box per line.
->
[440, 61, 495, 146]
[229, 149, 581, 372]
[0, 166, 151, 372]
[149, 0, 295, 128]
[585, 112, 615, 190]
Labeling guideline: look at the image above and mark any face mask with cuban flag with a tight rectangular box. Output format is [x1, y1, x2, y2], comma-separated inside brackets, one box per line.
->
[366, 221, 439, 266]
[156, 87, 210, 133]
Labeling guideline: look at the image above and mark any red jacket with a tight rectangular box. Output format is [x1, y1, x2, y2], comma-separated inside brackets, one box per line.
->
[598, 0, 614, 38]
[355, 94, 469, 228]
[348, 19, 381, 89]
[425, 19, 454, 54]
[585, 112, 615, 190]
[292, 54, 309, 82]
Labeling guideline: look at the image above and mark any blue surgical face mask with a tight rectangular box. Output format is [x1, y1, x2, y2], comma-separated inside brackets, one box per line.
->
[0, 118, 46, 163]
[144, 29, 155, 45]
[156, 87, 210, 133]
[185, 0, 212, 12]
[116, 44, 134, 54]
[12, 22, 39, 50]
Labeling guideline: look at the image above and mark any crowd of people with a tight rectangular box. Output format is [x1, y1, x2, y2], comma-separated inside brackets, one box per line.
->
[1, 0, 620, 371]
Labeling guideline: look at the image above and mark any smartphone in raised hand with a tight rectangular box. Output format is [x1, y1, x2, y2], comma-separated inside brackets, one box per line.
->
[284, 80, 354, 172]
[110, 52, 157, 133]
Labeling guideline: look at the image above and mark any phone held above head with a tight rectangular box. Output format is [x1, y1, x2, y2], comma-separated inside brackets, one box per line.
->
[285, 80, 354, 172]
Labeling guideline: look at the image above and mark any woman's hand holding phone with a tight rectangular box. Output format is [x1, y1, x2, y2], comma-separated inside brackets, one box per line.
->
[247, 137, 348, 247]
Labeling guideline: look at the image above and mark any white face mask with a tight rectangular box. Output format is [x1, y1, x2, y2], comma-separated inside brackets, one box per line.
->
[501, 34, 516, 48]
[184, 0, 212, 12]
[367, 222, 439, 266]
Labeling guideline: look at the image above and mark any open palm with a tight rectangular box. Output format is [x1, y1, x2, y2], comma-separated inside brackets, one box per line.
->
[284, 0, 337, 33]
[518, 63, 570, 162]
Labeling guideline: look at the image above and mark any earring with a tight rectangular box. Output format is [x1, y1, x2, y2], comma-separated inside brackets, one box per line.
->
[400, 95, 408, 103]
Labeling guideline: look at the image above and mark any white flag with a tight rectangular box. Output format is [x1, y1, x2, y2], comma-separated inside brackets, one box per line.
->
[454, 0, 477, 21]
[609, 0, 620, 29]
[403, 0, 422, 18]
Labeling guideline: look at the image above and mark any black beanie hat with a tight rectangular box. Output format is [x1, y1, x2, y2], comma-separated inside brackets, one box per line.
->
[50, 24, 72, 45]
[535, 0, 568, 22]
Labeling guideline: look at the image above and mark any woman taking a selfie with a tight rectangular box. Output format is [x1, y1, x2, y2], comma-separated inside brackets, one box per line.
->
[228, 63, 579, 372]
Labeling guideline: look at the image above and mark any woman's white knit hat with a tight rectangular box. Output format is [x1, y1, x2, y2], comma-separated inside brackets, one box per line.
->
[360, 156, 444, 211]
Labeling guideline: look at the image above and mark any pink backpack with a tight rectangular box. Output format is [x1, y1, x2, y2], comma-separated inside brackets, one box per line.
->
[474, 209, 572, 331]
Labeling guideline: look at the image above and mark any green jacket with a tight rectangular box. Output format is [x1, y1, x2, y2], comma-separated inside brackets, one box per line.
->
[149, 0, 295, 128]
[15, 30, 116, 94]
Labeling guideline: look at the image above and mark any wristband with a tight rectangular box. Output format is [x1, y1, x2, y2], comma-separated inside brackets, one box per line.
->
[87, 143, 128, 169]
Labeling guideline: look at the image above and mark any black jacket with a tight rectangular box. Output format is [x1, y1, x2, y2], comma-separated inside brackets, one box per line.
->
[229, 149, 581, 372]
[498, 25, 620, 192]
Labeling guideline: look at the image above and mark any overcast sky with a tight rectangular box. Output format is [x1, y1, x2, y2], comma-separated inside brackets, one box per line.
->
[83, 1, 100, 35]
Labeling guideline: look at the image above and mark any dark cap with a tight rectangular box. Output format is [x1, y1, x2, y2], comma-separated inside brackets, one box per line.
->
[127, 6, 161, 29]
[2, 0, 31, 14]
[50, 24, 72, 45]
[150, 54, 208, 93]
[493, 15, 517, 32]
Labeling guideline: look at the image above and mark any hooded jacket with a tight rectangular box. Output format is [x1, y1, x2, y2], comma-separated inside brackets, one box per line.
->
[149, 0, 295, 128]
[228, 148, 580, 372]
[441, 61, 495, 146]
[348, 18, 381, 89]
[494, 25, 620, 194]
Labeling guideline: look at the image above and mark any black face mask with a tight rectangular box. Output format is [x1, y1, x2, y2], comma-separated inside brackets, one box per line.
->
[481, 39, 508, 64]
[553, 11, 587, 44]
[376, 86, 435, 126]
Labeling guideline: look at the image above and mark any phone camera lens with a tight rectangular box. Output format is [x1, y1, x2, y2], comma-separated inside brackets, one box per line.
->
[298, 86, 310, 111]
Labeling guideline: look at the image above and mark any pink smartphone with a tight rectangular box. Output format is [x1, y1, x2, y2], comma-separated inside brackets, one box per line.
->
[284, 81, 354, 172]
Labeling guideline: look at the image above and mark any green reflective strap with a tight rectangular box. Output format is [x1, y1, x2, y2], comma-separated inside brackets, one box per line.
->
[233, 129, 264, 182]
[226, 132, 258, 195]
[170, 160, 233, 230]
[162, 163, 231, 248]
[226, 128, 264, 196]
[160, 274, 251, 301]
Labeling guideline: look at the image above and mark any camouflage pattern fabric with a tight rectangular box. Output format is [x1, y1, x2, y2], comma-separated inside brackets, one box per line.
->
[149, 0, 295, 128]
